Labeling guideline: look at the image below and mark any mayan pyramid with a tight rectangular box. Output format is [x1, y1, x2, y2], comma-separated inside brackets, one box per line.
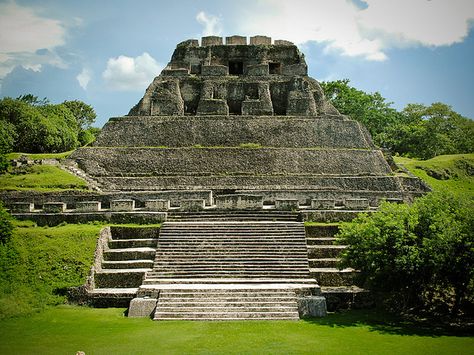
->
[70, 35, 428, 207]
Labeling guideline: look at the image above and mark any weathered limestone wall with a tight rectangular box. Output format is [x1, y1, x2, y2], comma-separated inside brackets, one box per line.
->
[0, 190, 213, 208]
[72, 148, 392, 176]
[95, 175, 409, 192]
[95, 116, 372, 149]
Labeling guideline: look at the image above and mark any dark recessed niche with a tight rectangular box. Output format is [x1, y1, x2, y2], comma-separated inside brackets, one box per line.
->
[229, 61, 244, 75]
[269, 62, 281, 74]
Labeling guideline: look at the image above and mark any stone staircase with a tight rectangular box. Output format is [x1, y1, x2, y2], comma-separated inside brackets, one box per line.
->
[136, 221, 319, 320]
[305, 225, 370, 310]
[154, 287, 300, 320]
[87, 227, 159, 306]
[61, 161, 102, 191]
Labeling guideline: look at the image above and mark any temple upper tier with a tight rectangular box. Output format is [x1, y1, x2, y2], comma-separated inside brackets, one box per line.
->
[128, 35, 339, 117]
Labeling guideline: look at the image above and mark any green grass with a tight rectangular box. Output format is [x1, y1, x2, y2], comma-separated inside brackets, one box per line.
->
[0, 165, 88, 191]
[394, 153, 474, 198]
[0, 222, 103, 319]
[6, 150, 74, 160]
[0, 306, 471, 355]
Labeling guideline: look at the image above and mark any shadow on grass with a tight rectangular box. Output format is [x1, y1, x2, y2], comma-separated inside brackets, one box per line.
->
[303, 309, 474, 337]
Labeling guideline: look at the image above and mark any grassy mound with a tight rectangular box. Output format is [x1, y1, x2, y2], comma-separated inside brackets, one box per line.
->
[0, 165, 88, 191]
[394, 154, 474, 197]
[0, 221, 102, 319]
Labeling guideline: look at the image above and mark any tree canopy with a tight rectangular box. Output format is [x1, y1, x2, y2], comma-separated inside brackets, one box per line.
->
[0, 96, 99, 156]
[337, 191, 474, 317]
[321, 80, 474, 159]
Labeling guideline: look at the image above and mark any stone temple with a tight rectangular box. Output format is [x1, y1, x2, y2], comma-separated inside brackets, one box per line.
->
[5, 35, 429, 319]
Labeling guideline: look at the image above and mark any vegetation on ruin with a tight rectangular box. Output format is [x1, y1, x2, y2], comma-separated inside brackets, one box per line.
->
[0, 165, 88, 191]
[0, 220, 102, 319]
[337, 190, 474, 319]
[0, 95, 100, 173]
[321, 80, 474, 160]
[0, 306, 472, 354]
[394, 154, 474, 198]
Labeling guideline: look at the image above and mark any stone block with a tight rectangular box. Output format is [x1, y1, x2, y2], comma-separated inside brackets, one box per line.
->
[383, 197, 404, 204]
[274, 39, 294, 46]
[247, 64, 269, 76]
[43, 202, 66, 213]
[9, 202, 34, 213]
[177, 39, 199, 48]
[197, 99, 229, 115]
[344, 198, 369, 210]
[201, 65, 228, 76]
[241, 99, 273, 116]
[180, 199, 205, 211]
[128, 297, 158, 318]
[215, 194, 263, 210]
[110, 199, 135, 211]
[225, 35, 247, 45]
[250, 35, 272, 45]
[275, 199, 299, 211]
[76, 201, 101, 212]
[282, 63, 308, 76]
[297, 296, 327, 318]
[161, 68, 190, 77]
[311, 199, 335, 210]
[144, 199, 170, 211]
[201, 36, 223, 46]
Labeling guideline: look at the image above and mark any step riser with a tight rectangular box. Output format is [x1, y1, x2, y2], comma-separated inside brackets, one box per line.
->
[102, 261, 154, 269]
[109, 240, 158, 249]
[307, 248, 344, 259]
[95, 272, 146, 288]
[311, 272, 357, 287]
[103, 251, 155, 261]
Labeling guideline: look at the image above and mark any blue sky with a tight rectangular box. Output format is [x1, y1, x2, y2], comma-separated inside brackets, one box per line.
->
[0, 0, 473, 127]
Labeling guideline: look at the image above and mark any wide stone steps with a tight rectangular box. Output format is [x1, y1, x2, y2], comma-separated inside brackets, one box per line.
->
[153, 288, 300, 320]
[307, 245, 346, 259]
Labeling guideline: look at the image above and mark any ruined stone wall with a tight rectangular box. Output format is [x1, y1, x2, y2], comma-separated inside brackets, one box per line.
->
[72, 147, 392, 177]
[96, 175, 405, 192]
[94, 116, 373, 149]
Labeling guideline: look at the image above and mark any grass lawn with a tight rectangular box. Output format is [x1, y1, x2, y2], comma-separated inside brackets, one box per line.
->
[6, 151, 75, 160]
[0, 165, 88, 191]
[0, 306, 472, 355]
[394, 153, 474, 198]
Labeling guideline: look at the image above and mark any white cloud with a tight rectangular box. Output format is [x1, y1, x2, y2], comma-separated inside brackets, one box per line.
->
[102, 52, 163, 91]
[0, 1, 67, 79]
[236, 0, 474, 61]
[77, 68, 92, 90]
[358, 0, 474, 47]
[196, 11, 222, 36]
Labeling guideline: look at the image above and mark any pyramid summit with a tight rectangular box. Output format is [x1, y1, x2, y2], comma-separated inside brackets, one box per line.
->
[71, 35, 428, 207]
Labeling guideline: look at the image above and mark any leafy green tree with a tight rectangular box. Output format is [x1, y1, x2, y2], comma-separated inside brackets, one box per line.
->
[320, 79, 401, 143]
[17, 94, 49, 106]
[337, 191, 474, 316]
[0, 97, 80, 153]
[63, 100, 97, 130]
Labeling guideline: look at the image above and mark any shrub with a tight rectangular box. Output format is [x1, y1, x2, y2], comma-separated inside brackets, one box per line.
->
[337, 191, 474, 317]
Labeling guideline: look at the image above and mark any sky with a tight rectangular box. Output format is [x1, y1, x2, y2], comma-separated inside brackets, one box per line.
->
[0, 0, 473, 127]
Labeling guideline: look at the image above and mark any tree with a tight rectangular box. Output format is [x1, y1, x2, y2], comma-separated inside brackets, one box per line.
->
[0, 97, 80, 153]
[63, 100, 96, 130]
[320, 79, 401, 143]
[337, 191, 474, 317]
